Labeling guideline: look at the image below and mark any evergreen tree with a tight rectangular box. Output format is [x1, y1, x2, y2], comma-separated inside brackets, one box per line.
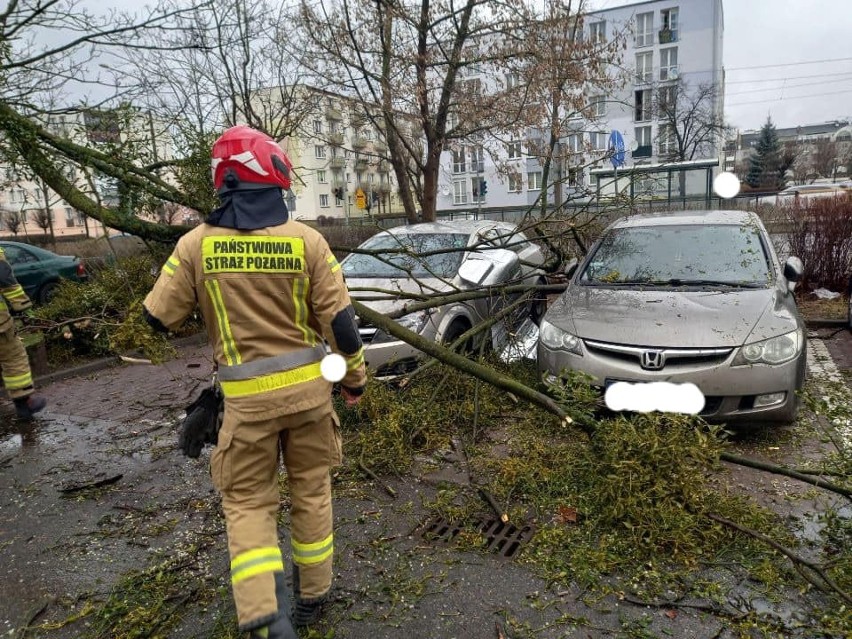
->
[746, 117, 784, 190]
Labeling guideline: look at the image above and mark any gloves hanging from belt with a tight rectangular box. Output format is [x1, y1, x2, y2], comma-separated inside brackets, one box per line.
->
[179, 383, 223, 458]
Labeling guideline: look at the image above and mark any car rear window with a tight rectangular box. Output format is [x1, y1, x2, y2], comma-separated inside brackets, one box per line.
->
[341, 232, 469, 278]
[580, 223, 772, 286]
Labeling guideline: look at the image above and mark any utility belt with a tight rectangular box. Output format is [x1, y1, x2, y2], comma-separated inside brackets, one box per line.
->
[217, 344, 327, 398]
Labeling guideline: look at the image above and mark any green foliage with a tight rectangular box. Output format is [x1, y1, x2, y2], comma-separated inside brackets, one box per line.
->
[31, 255, 196, 362]
[747, 116, 784, 190]
[174, 129, 219, 217]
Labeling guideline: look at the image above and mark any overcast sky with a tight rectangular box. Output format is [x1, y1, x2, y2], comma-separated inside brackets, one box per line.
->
[593, 0, 852, 132]
[40, 0, 852, 134]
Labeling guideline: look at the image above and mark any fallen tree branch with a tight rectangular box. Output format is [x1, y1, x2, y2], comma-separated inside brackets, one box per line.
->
[358, 459, 397, 498]
[59, 474, 124, 494]
[707, 512, 852, 605]
[352, 300, 585, 433]
[720, 452, 851, 499]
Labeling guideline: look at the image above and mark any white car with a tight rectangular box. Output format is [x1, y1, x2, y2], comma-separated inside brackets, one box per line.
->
[341, 220, 547, 376]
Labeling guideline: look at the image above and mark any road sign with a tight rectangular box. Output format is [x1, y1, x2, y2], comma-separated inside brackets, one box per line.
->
[354, 187, 367, 210]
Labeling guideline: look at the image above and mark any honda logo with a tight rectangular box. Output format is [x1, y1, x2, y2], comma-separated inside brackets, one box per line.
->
[640, 350, 666, 370]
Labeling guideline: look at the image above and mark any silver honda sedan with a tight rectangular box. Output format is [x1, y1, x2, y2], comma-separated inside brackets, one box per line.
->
[342, 220, 547, 377]
[538, 210, 807, 425]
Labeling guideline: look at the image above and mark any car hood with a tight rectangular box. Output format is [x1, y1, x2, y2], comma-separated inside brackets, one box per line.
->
[348, 276, 455, 317]
[545, 285, 800, 348]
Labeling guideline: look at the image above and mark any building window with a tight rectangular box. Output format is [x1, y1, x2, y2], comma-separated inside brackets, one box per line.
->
[508, 173, 522, 192]
[634, 126, 652, 157]
[658, 85, 677, 114]
[65, 207, 76, 228]
[660, 47, 678, 81]
[527, 171, 542, 191]
[635, 51, 653, 84]
[315, 145, 326, 159]
[319, 194, 330, 207]
[452, 148, 466, 173]
[470, 146, 484, 173]
[317, 170, 327, 183]
[635, 89, 652, 122]
[589, 95, 606, 118]
[589, 21, 606, 42]
[566, 133, 582, 153]
[635, 12, 654, 47]
[589, 132, 607, 151]
[453, 179, 468, 204]
[313, 119, 323, 134]
[471, 177, 485, 202]
[658, 124, 676, 156]
[568, 167, 583, 187]
[660, 8, 679, 43]
[447, 112, 459, 131]
[507, 140, 522, 159]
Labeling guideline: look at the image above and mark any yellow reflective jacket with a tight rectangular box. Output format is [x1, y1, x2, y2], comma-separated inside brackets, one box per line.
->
[143, 221, 366, 421]
[0, 246, 33, 333]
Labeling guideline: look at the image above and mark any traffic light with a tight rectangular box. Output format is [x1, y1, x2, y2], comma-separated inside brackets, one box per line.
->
[480, 179, 488, 196]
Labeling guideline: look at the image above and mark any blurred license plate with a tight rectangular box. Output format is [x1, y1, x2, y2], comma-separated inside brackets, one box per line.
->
[604, 378, 639, 389]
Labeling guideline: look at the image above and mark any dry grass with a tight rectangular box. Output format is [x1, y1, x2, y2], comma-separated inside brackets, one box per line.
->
[796, 293, 849, 321]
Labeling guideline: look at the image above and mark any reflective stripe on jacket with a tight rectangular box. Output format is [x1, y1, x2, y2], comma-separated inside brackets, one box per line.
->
[0, 247, 32, 333]
[142, 222, 366, 421]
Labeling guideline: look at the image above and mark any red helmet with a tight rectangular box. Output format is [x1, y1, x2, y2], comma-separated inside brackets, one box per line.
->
[211, 125, 292, 191]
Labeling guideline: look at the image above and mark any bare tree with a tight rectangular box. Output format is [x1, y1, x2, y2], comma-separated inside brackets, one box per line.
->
[811, 139, 838, 181]
[31, 207, 53, 236]
[290, 0, 621, 223]
[1, 209, 23, 236]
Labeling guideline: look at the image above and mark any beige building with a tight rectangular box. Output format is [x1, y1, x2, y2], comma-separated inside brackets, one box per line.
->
[251, 85, 408, 222]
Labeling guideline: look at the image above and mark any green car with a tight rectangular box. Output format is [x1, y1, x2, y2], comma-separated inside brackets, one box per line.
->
[0, 240, 88, 304]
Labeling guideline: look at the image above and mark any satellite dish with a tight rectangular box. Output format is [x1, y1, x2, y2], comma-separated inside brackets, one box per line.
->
[669, 67, 679, 80]
[630, 139, 640, 152]
[440, 185, 450, 196]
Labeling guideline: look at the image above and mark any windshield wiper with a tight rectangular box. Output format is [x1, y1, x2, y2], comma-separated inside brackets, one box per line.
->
[583, 278, 765, 288]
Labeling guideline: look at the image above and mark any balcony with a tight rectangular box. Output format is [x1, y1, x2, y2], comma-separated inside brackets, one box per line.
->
[331, 178, 346, 189]
[354, 157, 369, 170]
[352, 135, 369, 149]
[377, 160, 391, 172]
[329, 132, 344, 146]
[330, 157, 346, 169]
[632, 145, 652, 158]
[658, 28, 677, 44]
[373, 139, 387, 153]
[325, 106, 342, 121]
[377, 183, 393, 194]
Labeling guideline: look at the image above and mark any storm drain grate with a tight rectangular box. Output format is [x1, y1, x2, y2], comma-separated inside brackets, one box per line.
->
[418, 516, 535, 559]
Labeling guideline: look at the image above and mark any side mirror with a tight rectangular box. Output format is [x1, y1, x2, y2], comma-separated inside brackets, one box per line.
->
[783, 256, 803, 292]
[458, 248, 518, 286]
[563, 257, 579, 279]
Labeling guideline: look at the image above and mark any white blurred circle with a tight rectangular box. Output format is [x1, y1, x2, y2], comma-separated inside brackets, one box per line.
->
[713, 172, 741, 199]
[320, 353, 347, 382]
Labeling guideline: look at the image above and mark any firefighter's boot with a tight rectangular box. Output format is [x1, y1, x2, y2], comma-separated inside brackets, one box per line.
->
[247, 572, 297, 639]
[14, 394, 46, 420]
[292, 564, 328, 627]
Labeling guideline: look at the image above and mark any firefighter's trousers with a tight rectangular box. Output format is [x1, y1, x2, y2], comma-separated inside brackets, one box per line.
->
[210, 400, 342, 631]
[0, 327, 35, 400]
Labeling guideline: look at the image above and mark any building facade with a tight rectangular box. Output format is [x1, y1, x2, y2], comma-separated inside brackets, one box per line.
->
[435, 0, 725, 212]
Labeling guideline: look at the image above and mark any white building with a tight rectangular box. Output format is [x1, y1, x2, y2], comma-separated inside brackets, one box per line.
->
[435, 0, 725, 213]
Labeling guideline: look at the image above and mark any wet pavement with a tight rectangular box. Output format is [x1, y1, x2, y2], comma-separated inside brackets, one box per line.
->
[1, 331, 851, 639]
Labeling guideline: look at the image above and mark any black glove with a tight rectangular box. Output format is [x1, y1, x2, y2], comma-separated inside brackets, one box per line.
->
[178, 385, 223, 458]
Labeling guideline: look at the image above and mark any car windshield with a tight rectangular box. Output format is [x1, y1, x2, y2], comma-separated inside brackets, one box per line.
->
[341, 232, 470, 278]
[579, 224, 772, 287]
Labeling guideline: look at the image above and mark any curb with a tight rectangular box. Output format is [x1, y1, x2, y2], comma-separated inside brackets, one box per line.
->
[805, 318, 849, 329]
[33, 332, 208, 387]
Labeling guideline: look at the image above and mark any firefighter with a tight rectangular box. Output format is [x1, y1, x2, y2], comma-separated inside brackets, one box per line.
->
[0, 246, 47, 420]
[142, 126, 366, 638]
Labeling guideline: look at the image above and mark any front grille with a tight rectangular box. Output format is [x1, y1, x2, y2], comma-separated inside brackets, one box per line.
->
[584, 339, 733, 371]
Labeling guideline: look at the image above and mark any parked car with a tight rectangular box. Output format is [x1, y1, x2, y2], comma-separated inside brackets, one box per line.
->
[0, 240, 88, 304]
[341, 220, 547, 377]
[538, 210, 807, 425]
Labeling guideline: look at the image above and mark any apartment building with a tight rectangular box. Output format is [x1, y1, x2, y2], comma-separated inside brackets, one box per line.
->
[272, 86, 405, 222]
[436, 0, 725, 212]
[0, 108, 183, 239]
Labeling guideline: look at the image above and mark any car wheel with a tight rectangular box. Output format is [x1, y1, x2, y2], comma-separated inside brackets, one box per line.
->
[529, 278, 548, 326]
[441, 319, 474, 354]
[37, 281, 60, 304]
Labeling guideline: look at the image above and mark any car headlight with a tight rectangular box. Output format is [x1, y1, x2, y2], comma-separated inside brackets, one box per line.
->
[732, 329, 803, 366]
[539, 319, 583, 355]
[396, 310, 433, 334]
